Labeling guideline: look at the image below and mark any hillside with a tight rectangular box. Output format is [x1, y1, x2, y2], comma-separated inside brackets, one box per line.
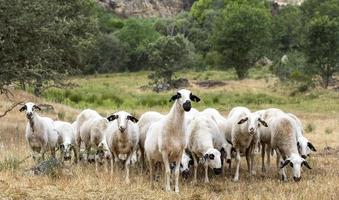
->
[97, 0, 196, 18]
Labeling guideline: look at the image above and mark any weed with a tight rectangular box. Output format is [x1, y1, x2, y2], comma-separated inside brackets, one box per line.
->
[305, 123, 316, 133]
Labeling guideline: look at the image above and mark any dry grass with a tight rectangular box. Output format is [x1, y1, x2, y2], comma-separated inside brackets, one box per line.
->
[0, 76, 339, 200]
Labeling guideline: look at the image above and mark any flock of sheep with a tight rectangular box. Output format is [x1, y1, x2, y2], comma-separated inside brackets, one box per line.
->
[19, 89, 316, 192]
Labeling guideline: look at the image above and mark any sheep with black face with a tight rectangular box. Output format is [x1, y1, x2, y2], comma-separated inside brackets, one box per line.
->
[19, 102, 59, 162]
[144, 89, 200, 192]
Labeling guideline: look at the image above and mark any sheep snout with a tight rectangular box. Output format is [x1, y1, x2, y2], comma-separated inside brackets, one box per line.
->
[183, 100, 192, 112]
[293, 176, 301, 182]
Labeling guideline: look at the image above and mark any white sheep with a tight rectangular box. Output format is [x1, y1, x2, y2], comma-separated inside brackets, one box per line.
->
[137, 111, 164, 170]
[105, 111, 139, 184]
[76, 109, 112, 168]
[201, 108, 233, 169]
[287, 113, 317, 158]
[19, 102, 59, 161]
[228, 106, 268, 181]
[187, 113, 224, 183]
[54, 120, 77, 163]
[270, 113, 312, 181]
[144, 89, 200, 192]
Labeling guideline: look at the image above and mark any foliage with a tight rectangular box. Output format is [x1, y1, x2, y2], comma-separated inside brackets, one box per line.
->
[304, 15, 339, 88]
[211, 1, 272, 79]
[0, 0, 99, 96]
[147, 35, 193, 91]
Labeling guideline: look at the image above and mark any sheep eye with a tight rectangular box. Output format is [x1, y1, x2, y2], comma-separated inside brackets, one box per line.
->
[180, 164, 183, 168]
[290, 163, 294, 168]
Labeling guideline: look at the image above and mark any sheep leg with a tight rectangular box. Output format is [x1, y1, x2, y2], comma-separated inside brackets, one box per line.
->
[233, 149, 241, 182]
[161, 152, 171, 192]
[60, 149, 65, 164]
[76, 138, 81, 164]
[192, 153, 198, 184]
[266, 145, 271, 171]
[140, 147, 146, 174]
[174, 154, 181, 193]
[125, 152, 132, 184]
[250, 147, 256, 175]
[148, 158, 154, 189]
[261, 143, 266, 173]
[246, 148, 251, 173]
[73, 147, 78, 164]
[110, 156, 114, 176]
[204, 161, 209, 183]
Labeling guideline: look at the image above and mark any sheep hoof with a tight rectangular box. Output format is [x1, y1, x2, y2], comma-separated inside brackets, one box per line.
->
[251, 170, 256, 175]
[233, 177, 239, 182]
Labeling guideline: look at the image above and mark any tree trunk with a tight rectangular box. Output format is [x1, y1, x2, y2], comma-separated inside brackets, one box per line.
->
[321, 75, 329, 89]
[34, 78, 43, 96]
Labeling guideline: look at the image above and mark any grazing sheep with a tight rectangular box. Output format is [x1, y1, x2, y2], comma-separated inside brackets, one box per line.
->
[105, 111, 139, 184]
[256, 108, 285, 173]
[187, 113, 224, 183]
[76, 109, 112, 168]
[144, 89, 200, 192]
[201, 108, 233, 169]
[270, 114, 312, 181]
[287, 113, 317, 158]
[19, 102, 59, 161]
[54, 121, 77, 163]
[229, 107, 268, 181]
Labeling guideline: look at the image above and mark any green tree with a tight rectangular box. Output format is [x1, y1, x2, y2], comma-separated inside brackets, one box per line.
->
[147, 35, 192, 91]
[305, 15, 339, 88]
[0, 0, 98, 96]
[211, 2, 271, 79]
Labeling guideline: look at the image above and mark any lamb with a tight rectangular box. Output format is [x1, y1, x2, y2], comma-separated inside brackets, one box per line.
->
[187, 113, 224, 183]
[270, 114, 312, 181]
[19, 102, 59, 161]
[105, 111, 139, 184]
[287, 113, 317, 158]
[144, 89, 200, 192]
[228, 106, 268, 181]
[54, 121, 77, 163]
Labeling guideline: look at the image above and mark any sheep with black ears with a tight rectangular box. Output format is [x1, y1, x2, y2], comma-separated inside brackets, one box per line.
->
[187, 113, 224, 183]
[287, 113, 316, 159]
[54, 120, 77, 163]
[19, 102, 59, 162]
[105, 111, 139, 184]
[144, 89, 200, 192]
[270, 113, 312, 181]
[228, 106, 268, 181]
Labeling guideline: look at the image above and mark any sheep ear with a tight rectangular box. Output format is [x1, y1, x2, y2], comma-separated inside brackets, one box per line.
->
[226, 139, 233, 146]
[33, 105, 42, 111]
[237, 117, 248, 124]
[220, 147, 225, 154]
[188, 159, 194, 166]
[169, 93, 181, 102]
[307, 142, 317, 152]
[190, 93, 201, 102]
[231, 147, 236, 153]
[127, 115, 139, 123]
[280, 159, 290, 169]
[204, 154, 209, 160]
[19, 105, 27, 112]
[258, 118, 268, 127]
[302, 161, 312, 169]
[107, 114, 118, 121]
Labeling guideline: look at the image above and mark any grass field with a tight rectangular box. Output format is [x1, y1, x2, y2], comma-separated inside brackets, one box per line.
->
[0, 70, 338, 199]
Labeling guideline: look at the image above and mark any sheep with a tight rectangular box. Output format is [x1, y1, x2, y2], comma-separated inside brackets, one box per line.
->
[76, 109, 112, 168]
[256, 108, 285, 173]
[54, 120, 77, 163]
[201, 108, 233, 170]
[75, 109, 102, 162]
[187, 113, 224, 183]
[144, 89, 200, 192]
[19, 102, 59, 162]
[137, 111, 164, 170]
[105, 111, 139, 184]
[270, 113, 312, 181]
[287, 113, 317, 159]
[228, 106, 268, 181]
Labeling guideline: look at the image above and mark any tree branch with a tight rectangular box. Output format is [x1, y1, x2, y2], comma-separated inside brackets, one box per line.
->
[0, 101, 23, 118]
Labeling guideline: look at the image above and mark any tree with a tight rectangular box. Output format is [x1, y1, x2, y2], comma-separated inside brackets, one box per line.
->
[304, 15, 339, 88]
[0, 0, 98, 96]
[147, 35, 192, 91]
[211, 2, 271, 79]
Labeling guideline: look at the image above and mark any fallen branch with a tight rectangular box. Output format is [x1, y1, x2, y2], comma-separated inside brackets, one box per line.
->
[0, 101, 23, 118]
